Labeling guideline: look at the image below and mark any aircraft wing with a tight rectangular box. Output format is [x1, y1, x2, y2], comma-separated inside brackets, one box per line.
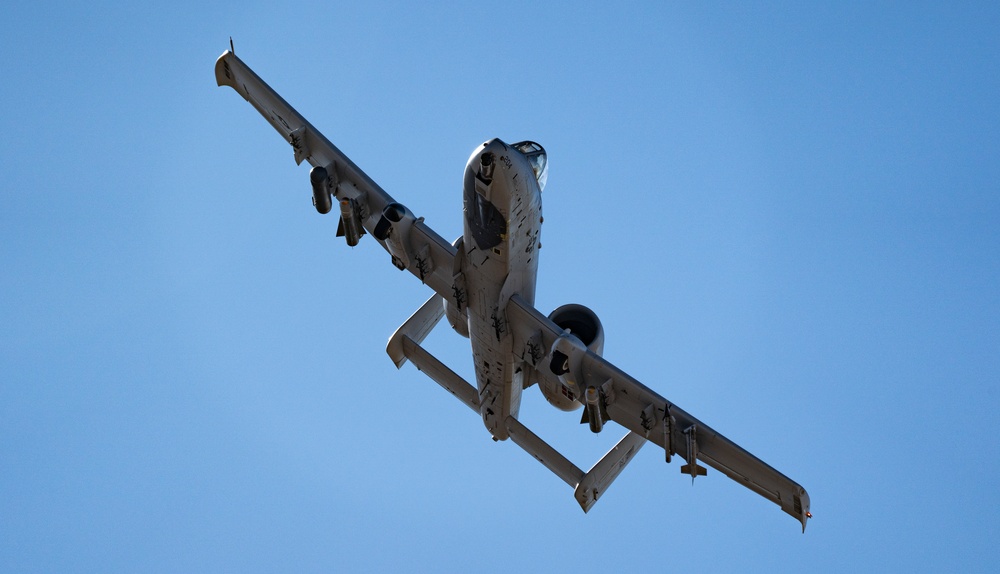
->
[215, 50, 457, 299]
[506, 295, 811, 530]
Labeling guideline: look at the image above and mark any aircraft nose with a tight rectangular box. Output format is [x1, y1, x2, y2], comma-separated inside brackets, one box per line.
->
[469, 138, 507, 179]
[481, 138, 506, 154]
[466, 138, 509, 181]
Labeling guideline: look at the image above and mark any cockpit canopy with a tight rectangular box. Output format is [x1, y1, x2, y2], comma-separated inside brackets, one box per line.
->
[512, 141, 548, 192]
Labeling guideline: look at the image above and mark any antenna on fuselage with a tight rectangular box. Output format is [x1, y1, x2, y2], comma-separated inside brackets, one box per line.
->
[229, 37, 235, 54]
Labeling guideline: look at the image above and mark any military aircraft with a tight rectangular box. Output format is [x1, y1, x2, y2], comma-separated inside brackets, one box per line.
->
[215, 48, 811, 531]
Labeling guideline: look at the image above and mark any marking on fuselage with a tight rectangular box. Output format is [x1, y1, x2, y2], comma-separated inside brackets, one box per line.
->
[561, 385, 576, 402]
[525, 229, 539, 253]
[490, 307, 506, 341]
[451, 284, 466, 311]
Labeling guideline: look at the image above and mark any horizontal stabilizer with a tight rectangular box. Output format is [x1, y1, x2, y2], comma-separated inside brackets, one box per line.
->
[574, 431, 646, 512]
[506, 416, 584, 489]
[400, 336, 478, 412]
[506, 415, 646, 513]
[387, 294, 478, 412]
[387, 293, 445, 369]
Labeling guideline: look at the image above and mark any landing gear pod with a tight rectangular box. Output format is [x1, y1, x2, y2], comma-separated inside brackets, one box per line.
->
[310, 166, 332, 214]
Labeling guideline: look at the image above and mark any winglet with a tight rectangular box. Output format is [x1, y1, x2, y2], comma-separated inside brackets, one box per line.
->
[215, 50, 237, 89]
[796, 491, 812, 533]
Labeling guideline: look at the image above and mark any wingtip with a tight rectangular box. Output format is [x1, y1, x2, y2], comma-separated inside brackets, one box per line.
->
[214, 50, 233, 88]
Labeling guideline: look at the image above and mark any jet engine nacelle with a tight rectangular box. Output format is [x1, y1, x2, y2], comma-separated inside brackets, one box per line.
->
[549, 303, 605, 358]
[538, 304, 605, 411]
[373, 202, 415, 270]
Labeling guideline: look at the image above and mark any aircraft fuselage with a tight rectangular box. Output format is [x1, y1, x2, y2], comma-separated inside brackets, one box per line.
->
[461, 138, 543, 440]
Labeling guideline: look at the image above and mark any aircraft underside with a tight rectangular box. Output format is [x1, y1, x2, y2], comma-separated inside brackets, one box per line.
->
[215, 48, 812, 530]
[462, 139, 542, 440]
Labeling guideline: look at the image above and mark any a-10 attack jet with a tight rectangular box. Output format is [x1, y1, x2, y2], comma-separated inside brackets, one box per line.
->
[215, 48, 811, 531]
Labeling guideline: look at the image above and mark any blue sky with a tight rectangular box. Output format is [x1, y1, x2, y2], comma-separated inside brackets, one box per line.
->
[2, 1, 998, 571]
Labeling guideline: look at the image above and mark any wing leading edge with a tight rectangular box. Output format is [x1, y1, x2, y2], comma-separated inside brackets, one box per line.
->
[506, 295, 811, 531]
[215, 50, 456, 299]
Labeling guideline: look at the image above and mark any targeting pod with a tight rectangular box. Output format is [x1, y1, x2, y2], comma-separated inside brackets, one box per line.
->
[337, 197, 365, 247]
[310, 166, 332, 214]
